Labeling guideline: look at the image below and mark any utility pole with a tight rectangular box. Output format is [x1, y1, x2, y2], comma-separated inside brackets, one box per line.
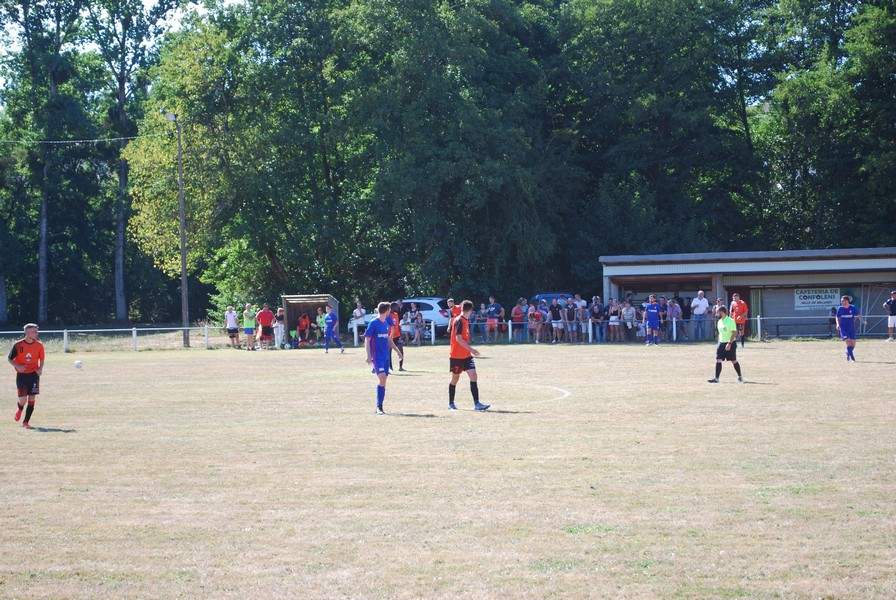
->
[165, 111, 190, 347]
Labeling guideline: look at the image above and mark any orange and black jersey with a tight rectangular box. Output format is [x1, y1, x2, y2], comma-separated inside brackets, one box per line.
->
[449, 316, 472, 359]
[8, 339, 45, 374]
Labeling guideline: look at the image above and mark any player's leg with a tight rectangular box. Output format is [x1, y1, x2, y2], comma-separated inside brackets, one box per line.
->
[333, 332, 344, 353]
[466, 366, 489, 411]
[449, 368, 461, 410]
[324, 332, 330, 353]
[395, 338, 405, 371]
[376, 371, 388, 414]
[14, 390, 25, 422]
[22, 393, 36, 427]
[709, 344, 725, 382]
[732, 360, 743, 381]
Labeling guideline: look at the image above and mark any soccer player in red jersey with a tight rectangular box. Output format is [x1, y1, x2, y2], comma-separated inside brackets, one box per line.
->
[729, 293, 749, 348]
[255, 303, 276, 350]
[8, 323, 45, 429]
[390, 302, 405, 371]
[448, 300, 489, 411]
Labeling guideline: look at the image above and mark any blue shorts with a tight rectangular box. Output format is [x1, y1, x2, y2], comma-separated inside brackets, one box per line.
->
[326, 330, 338, 339]
[244, 328, 254, 335]
[840, 330, 856, 341]
[647, 321, 660, 330]
[372, 360, 391, 376]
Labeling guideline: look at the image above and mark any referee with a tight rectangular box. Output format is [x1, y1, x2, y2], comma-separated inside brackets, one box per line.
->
[708, 306, 743, 383]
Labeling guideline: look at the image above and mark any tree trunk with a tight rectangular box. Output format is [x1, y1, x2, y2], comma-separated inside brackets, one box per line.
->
[0, 273, 7, 325]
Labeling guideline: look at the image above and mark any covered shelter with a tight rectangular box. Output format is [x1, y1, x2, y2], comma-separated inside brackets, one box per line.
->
[599, 248, 896, 337]
[281, 294, 340, 335]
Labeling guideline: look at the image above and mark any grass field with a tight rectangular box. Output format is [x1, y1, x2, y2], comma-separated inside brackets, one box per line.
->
[1, 340, 895, 599]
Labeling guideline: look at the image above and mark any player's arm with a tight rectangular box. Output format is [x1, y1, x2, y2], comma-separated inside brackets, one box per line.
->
[7, 346, 23, 373]
[454, 322, 480, 357]
[37, 347, 44, 376]
[726, 327, 737, 348]
[365, 334, 373, 363]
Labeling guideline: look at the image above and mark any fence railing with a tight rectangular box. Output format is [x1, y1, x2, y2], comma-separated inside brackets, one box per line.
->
[350, 313, 893, 346]
[2, 313, 889, 353]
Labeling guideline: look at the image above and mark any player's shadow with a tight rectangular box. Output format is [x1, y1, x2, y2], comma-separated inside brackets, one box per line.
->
[858, 361, 896, 365]
[456, 409, 535, 414]
[741, 381, 776, 386]
[389, 413, 440, 418]
[31, 426, 77, 433]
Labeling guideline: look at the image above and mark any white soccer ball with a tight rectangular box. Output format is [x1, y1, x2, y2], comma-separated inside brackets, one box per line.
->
[74, 360, 83, 369]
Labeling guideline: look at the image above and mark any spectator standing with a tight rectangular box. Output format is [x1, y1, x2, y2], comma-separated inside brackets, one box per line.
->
[224, 306, 240, 348]
[691, 291, 710, 341]
[350, 300, 366, 332]
[729, 293, 749, 348]
[883, 290, 896, 342]
[527, 304, 540, 343]
[486, 296, 503, 343]
[314, 306, 326, 344]
[667, 300, 683, 341]
[564, 299, 578, 343]
[477, 303, 488, 342]
[549, 299, 563, 344]
[590, 296, 605, 343]
[511, 299, 526, 342]
[677, 296, 690, 340]
[577, 302, 589, 343]
[607, 299, 622, 342]
[622, 301, 637, 341]
[273, 307, 286, 349]
[658, 297, 669, 341]
[242, 304, 256, 351]
[256, 303, 276, 350]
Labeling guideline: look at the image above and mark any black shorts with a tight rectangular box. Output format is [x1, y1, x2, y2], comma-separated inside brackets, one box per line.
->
[261, 326, 274, 337]
[16, 372, 40, 397]
[227, 328, 239, 337]
[392, 337, 404, 348]
[716, 343, 737, 362]
[449, 357, 476, 374]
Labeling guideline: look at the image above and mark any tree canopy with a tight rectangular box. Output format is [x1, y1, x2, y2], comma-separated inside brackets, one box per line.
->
[2, 0, 894, 325]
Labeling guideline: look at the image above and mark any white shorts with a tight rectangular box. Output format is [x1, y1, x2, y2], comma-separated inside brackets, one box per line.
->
[552, 320, 562, 329]
[889, 316, 896, 327]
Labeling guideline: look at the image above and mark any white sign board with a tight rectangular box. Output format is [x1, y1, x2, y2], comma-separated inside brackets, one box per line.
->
[794, 288, 840, 311]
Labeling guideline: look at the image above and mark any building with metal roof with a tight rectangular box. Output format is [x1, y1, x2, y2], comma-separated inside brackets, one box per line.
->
[599, 247, 896, 337]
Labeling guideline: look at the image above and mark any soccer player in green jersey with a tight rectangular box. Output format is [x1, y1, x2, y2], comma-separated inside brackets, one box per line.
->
[708, 306, 743, 383]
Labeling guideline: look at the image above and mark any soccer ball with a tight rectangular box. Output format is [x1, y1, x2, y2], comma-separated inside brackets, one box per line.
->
[74, 360, 83, 369]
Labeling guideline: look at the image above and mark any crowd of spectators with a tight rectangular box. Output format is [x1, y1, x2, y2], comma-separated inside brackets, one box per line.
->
[223, 290, 732, 350]
[459, 291, 725, 344]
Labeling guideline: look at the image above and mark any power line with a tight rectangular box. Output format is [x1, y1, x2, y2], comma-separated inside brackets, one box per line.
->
[0, 132, 169, 145]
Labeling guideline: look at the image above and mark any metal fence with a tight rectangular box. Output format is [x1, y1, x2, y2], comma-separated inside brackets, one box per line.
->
[1, 313, 889, 353]
[351, 313, 892, 346]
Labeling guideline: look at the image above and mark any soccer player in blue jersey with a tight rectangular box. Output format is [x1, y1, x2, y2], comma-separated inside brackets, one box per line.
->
[365, 302, 403, 414]
[323, 305, 344, 354]
[835, 295, 860, 362]
[643, 294, 662, 346]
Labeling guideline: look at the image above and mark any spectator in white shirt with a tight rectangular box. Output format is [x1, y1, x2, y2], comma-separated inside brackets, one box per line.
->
[224, 306, 240, 348]
[691, 291, 710, 341]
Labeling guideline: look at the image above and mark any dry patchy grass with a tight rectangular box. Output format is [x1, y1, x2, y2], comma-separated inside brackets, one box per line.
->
[1, 340, 895, 598]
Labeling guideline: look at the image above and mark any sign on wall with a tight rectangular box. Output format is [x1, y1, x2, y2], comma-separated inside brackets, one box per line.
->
[794, 288, 840, 311]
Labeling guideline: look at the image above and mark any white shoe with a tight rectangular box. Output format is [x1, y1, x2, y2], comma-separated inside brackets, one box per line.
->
[737, 376, 744, 383]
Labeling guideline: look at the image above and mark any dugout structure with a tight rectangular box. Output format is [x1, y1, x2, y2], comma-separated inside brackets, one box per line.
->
[281, 294, 340, 334]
